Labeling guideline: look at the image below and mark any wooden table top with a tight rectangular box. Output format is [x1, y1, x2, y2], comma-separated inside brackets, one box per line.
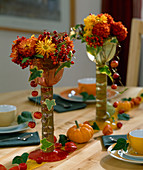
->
[0, 86, 143, 170]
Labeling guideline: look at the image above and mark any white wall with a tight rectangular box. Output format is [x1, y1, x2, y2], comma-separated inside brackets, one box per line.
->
[0, 0, 101, 93]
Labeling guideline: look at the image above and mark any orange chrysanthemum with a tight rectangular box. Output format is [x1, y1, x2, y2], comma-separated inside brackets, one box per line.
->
[111, 22, 128, 41]
[65, 37, 74, 51]
[18, 38, 37, 57]
[92, 23, 110, 39]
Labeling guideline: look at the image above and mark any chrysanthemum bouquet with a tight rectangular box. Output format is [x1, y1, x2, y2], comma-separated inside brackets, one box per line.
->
[71, 13, 127, 87]
[10, 31, 75, 72]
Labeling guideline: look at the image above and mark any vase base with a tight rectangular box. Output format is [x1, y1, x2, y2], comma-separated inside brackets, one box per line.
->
[29, 149, 68, 162]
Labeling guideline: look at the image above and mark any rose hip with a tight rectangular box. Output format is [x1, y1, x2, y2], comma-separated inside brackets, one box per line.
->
[34, 111, 42, 119]
[28, 121, 36, 128]
[31, 91, 38, 97]
[117, 122, 123, 128]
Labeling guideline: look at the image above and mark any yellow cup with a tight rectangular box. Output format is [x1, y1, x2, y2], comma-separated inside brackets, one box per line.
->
[78, 78, 96, 96]
[127, 129, 143, 154]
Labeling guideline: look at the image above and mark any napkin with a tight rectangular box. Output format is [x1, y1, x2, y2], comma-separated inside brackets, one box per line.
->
[102, 134, 127, 148]
[28, 94, 87, 113]
[0, 131, 40, 147]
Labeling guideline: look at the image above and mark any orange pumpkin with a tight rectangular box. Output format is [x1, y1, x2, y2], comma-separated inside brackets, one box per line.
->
[117, 101, 131, 112]
[67, 120, 94, 143]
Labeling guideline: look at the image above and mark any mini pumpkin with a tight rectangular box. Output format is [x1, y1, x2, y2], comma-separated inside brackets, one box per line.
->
[117, 101, 131, 112]
[67, 120, 94, 143]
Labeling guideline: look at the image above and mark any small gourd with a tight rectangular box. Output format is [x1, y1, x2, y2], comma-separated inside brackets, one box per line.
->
[67, 120, 94, 143]
[117, 101, 131, 112]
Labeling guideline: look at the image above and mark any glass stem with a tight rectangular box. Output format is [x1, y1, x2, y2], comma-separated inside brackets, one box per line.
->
[41, 86, 54, 152]
[96, 65, 107, 122]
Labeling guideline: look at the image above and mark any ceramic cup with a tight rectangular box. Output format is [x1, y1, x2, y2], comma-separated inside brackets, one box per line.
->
[0, 105, 17, 127]
[127, 129, 143, 154]
[78, 78, 96, 96]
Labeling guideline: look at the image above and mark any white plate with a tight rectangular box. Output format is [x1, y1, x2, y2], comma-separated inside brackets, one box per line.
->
[60, 87, 119, 103]
[108, 144, 143, 164]
[0, 122, 29, 134]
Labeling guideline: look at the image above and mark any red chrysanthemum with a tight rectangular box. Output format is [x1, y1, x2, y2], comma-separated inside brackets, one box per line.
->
[111, 22, 128, 41]
[104, 13, 114, 25]
[92, 23, 110, 39]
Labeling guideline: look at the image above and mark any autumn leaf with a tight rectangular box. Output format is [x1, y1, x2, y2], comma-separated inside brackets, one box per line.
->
[29, 66, 43, 81]
[40, 138, 53, 151]
[44, 99, 56, 111]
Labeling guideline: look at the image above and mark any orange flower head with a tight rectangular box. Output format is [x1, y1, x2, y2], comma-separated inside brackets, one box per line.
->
[65, 36, 74, 50]
[111, 22, 128, 41]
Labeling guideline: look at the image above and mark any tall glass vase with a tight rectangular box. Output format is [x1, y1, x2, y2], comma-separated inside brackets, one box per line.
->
[87, 41, 117, 127]
[31, 59, 64, 152]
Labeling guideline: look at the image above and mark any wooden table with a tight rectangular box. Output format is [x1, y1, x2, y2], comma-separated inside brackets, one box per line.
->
[0, 87, 143, 170]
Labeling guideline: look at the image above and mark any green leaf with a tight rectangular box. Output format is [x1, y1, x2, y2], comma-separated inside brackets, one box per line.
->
[110, 38, 118, 43]
[34, 54, 44, 58]
[12, 156, 23, 165]
[55, 62, 71, 76]
[119, 88, 128, 94]
[21, 153, 29, 163]
[75, 24, 81, 29]
[99, 65, 113, 82]
[121, 97, 132, 101]
[22, 57, 30, 64]
[80, 92, 95, 101]
[59, 134, 69, 146]
[44, 99, 56, 111]
[86, 45, 97, 57]
[80, 92, 89, 101]
[92, 122, 100, 130]
[118, 113, 130, 120]
[111, 138, 129, 152]
[140, 93, 143, 97]
[70, 34, 76, 40]
[29, 66, 43, 81]
[40, 138, 53, 151]
[17, 111, 34, 124]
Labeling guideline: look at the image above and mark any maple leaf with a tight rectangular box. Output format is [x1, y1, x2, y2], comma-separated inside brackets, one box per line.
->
[44, 99, 56, 111]
[29, 66, 43, 81]
[40, 138, 53, 151]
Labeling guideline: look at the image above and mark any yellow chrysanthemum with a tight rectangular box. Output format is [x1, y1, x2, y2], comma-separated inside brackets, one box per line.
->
[84, 14, 96, 26]
[95, 15, 107, 23]
[35, 39, 56, 57]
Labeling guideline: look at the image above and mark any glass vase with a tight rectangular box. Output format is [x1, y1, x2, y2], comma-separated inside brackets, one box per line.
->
[31, 59, 64, 152]
[87, 41, 117, 127]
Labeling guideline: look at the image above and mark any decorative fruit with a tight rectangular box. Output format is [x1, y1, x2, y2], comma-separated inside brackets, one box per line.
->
[111, 84, 117, 89]
[64, 142, 77, 152]
[54, 136, 57, 143]
[67, 120, 94, 143]
[71, 61, 74, 64]
[113, 101, 119, 108]
[8, 166, 20, 170]
[31, 90, 38, 97]
[30, 80, 37, 87]
[0, 164, 7, 170]
[113, 73, 119, 79]
[117, 122, 123, 128]
[19, 163, 27, 170]
[110, 60, 119, 68]
[34, 111, 42, 119]
[102, 124, 113, 135]
[36, 156, 44, 164]
[117, 101, 131, 112]
[55, 143, 62, 149]
[28, 121, 36, 128]
[118, 109, 125, 114]
[83, 121, 90, 125]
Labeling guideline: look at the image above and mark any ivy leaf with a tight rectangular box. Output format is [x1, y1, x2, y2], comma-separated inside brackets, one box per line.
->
[59, 134, 70, 146]
[34, 54, 44, 58]
[99, 65, 113, 82]
[44, 99, 56, 111]
[17, 111, 34, 124]
[21, 153, 29, 163]
[40, 138, 53, 152]
[121, 97, 132, 101]
[12, 156, 23, 165]
[29, 66, 43, 81]
[80, 92, 95, 101]
[55, 62, 71, 76]
[111, 138, 129, 152]
[92, 122, 100, 130]
[12, 152, 29, 165]
[22, 57, 30, 64]
[118, 113, 130, 120]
